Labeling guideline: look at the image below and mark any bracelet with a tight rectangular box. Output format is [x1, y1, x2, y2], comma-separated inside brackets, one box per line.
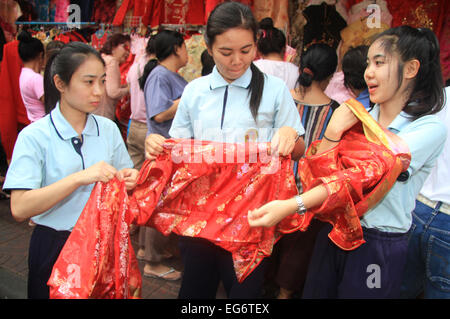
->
[294, 195, 307, 215]
[323, 134, 341, 143]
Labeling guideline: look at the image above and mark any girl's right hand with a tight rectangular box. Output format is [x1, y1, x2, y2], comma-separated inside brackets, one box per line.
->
[145, 134, 166, 160]
[77, 161, 118, 186]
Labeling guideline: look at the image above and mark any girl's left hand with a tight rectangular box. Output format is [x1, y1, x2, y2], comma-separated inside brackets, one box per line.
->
[117, 168, 139, 190]
[271, 126, 298, 156]
[247, 199, 296, 228]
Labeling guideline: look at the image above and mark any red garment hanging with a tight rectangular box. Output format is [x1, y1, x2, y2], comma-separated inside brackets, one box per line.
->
[115, 54, 135, 142]
[0, 40, 29, 161]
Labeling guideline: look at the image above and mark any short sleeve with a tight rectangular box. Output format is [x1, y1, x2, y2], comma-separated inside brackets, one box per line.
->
[145, 73, 173, 119]
[169, 90, 194, 138]
[398, 116, 447, 176]
[33, 73, 44, 99]
[110, 122, 134, 170]
[3, 129, 45, 191]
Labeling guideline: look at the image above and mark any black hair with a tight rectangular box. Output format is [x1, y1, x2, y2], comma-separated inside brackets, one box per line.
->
[257, 17, 286, 56]
[145, 36, 156, 56]
[371, 26, 444, 119]
[297, 43, 337, 90]
[17, 30, 44, 62]
[44, 40, 65, 65]
[44, 42, 105, 114]
[201, 49, 215, 76]
[138, 30, 185, 90]
[99, 33, 131, 55]
[342, 45, 369, 91]
[205, 1, 264, 122]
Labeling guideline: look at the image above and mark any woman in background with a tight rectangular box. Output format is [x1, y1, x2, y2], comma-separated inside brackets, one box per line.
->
[94, 33, 131, 121]
[254, 17, 299, 90]
[18, 30, 45, 122]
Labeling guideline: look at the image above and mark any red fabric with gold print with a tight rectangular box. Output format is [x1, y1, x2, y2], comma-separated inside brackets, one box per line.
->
[297, 99, 411, 250]
[48, 100, 410, 298]
[48, 140, 301, 298]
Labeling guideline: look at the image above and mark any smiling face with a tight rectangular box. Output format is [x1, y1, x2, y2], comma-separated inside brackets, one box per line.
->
[364, 40, 402, 105]
[208, 28, 256, 83]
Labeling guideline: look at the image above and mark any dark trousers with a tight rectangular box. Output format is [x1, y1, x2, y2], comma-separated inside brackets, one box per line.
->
[28, 225, 70, 299]
[302, 224, 409, 299]
[178, 237, 267, 299]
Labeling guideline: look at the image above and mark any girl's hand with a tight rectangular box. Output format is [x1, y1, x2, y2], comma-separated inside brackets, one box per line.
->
[117, 168, 139, 190]
[145, 134, 166, 160]
[77, 161, 118, 185]
[325, 103, 359, 140]
[271, 126, 298, 156]
[247, 199, 297, 228]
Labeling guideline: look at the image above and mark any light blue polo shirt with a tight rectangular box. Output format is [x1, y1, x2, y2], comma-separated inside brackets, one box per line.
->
[3, 103, 133, 231]
[360, 104, 447, 233]
[169, 65, 304, 142]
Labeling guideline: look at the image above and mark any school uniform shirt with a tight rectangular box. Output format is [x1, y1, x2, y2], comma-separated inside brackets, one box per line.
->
[144, 65, 188, 137]
[3, 103, 133, 231]
[169, 65, 304, 143]
[419, 86, 450, 204]
[360, 104, 447, 233]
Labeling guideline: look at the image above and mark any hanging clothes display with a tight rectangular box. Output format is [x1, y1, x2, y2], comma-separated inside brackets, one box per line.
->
[386, 0, 450, 81]
[48, 139, 302, 298]
[164, 0, 204, 26]
[253, 0, 289, 31]
[302, 2, 347, 51]
[307, 0, 349, 22]
[92, 0, 117, 24]
[113, 0, 163, 28]
[178, 33, 207, 83]
[54, 0, 69, 22]
[0, 41, 29, 161]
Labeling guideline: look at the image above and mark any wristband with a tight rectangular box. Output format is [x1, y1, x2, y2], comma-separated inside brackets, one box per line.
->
[323, 134, 341, 143]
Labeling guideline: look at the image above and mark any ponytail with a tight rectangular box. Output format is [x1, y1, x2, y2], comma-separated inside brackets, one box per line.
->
[249, 63, 265, 122]
[139, 58, 158, 90]
[43, 50, 61, 114]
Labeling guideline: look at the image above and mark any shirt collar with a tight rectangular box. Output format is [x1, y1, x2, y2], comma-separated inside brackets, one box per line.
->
[209, 65, 252, 90]
[369, 104, 412, 133]
[50, 102, 99, 140]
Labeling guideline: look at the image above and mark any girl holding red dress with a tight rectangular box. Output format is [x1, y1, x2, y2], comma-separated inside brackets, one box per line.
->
[248, 26, 447, 298]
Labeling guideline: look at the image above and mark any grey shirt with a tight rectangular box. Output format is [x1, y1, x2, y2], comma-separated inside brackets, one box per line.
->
[144, 65, 187, 137]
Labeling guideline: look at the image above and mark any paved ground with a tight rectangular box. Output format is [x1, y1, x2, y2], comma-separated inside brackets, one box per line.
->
[0, 197, 184, 299]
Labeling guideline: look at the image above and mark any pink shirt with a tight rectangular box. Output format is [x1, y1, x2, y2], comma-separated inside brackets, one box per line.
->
[126, 55, 148, 123]
[19, 67, 45, 122]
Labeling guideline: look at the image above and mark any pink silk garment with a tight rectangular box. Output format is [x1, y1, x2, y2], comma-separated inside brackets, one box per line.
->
[48, 140, 302, 298]
[297, 98, 411, 250]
